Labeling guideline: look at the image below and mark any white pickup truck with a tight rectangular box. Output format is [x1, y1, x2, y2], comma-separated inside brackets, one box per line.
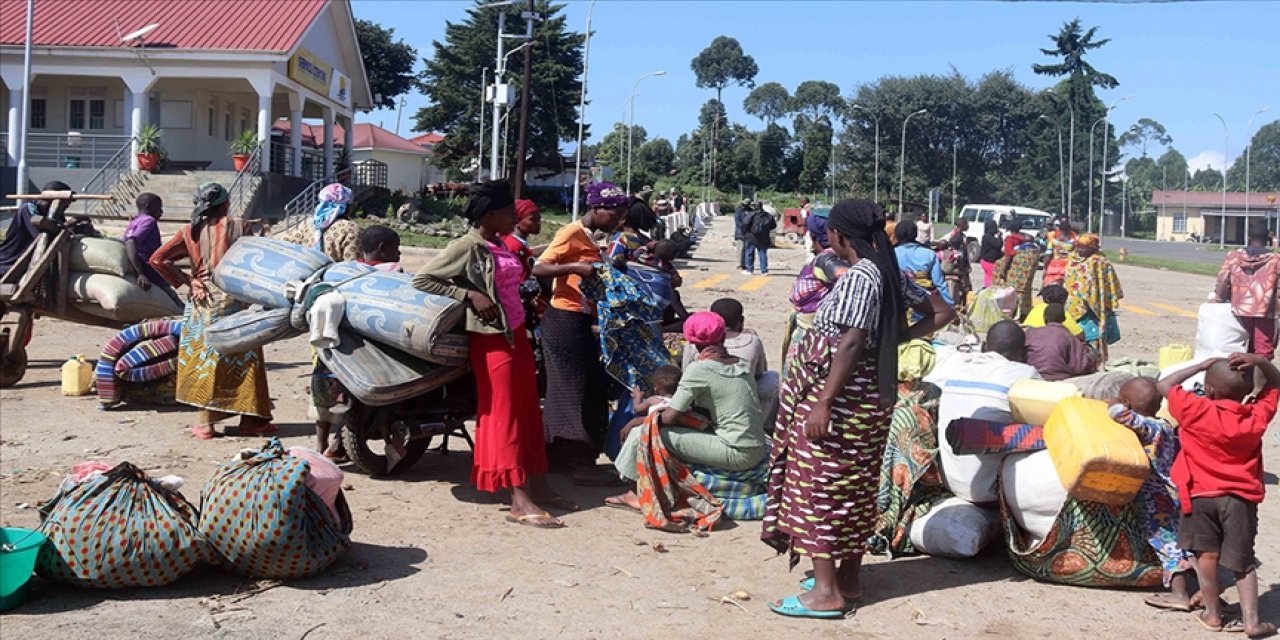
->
[959, 204, 1054, 261]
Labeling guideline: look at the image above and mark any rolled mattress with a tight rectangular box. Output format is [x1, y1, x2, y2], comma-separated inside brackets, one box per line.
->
[322, 262, 465, 365]
[205, 307, 301, 355]
[212, 236, 332, 309]
[319, 329, 470, 407]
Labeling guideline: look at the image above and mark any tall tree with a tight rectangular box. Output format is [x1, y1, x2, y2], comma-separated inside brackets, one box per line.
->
[355, 19, 419, 110]
[742, 82, 790, 125]
[591, 123, 647, 187]
[634, 138, 676, 187]
[1191, 167, 1224, 192]
[1227, 120, 1280, 191]
[1033, 18, 1119, 104]
[691, 36, 758, 183]
[1119, 118, 1173, 158]
[414, 1, 584, 178]
[790, 80, 843, 122]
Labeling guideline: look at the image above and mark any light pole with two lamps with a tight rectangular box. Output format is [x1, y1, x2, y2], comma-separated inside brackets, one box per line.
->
[897, 109, 927, 216]
[626, 70, 666, 194]
[1213, 112, 1229, 248]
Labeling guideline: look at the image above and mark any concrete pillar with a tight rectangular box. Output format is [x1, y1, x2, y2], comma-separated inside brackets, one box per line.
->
[287, 92, 303, 178]
[129, 89, 147, 171]
[256, 92, 271, 173]
[5, 87, 20, 166]
[322, 107, 334, 179]
[342, 114, 354, 173]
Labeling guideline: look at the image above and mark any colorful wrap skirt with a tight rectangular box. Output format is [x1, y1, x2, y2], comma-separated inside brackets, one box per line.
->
[176, 283, 271, 419]
[762, 330, 892, 568]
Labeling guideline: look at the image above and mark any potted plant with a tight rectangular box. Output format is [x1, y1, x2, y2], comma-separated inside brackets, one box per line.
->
[229, 130, 259, 171]
[134, 124, 164, 171]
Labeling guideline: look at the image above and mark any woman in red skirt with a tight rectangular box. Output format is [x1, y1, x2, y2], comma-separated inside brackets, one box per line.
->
[413, 180, 570, 528]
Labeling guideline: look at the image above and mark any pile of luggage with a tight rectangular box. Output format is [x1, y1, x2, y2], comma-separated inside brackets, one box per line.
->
[68, 236, 182, 322]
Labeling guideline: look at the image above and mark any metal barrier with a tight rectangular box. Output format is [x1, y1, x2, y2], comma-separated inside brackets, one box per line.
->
[227, 145, 263, 217]
[16, 133, 131, 169]
[274, 159, 388, 231]
[78, 140, 145, 218]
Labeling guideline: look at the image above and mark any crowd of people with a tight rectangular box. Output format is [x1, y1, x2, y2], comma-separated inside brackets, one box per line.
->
[10, 176, 1280, 634]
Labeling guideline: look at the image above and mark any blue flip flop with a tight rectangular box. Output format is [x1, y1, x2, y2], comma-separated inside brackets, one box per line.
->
[767, 595, 846, 619]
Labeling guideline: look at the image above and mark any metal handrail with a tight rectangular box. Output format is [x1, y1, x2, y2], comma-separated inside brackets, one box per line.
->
[227, 145, 262, 217]
[274, 159, 388, 232]
[79, 139, 142, 218]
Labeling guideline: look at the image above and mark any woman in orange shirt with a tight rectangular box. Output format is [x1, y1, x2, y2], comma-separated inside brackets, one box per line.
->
[532, 182, 627, 485]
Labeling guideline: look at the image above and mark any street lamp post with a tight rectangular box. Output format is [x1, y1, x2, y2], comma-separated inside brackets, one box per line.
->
[851, 104, 879, 203]
[571, 0, 597, 220]
[898, 109, 927, 215]
[951, 131, 958, 224]
[1244, 107, 1270, 234]
[1214, 113, 1229, 248]
[626, 70, 666, 193]
[1091, 95, 1132, 235]
[1050, 88, 1076, 219]
[1041, 115, 1065, 216]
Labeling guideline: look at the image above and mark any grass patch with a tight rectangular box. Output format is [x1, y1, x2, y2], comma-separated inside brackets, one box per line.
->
[1118, 254, 1221, 277]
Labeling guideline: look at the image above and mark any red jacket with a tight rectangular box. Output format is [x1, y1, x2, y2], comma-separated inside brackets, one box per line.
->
[1169, 386, 1278, 513]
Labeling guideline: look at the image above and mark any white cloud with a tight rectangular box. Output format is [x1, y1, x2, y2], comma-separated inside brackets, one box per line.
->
[1187, 150, 1227, 173]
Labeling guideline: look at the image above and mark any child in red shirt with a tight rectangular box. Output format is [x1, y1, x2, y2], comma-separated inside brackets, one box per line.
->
[1159, 354, 1279, 636]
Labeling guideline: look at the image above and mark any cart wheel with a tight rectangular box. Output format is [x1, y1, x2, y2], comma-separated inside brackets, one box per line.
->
[0, 346, 28, 388]
[340, 404, 430, 476]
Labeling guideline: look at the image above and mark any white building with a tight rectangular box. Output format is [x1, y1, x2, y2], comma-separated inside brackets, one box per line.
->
[1, 0, 372, 204]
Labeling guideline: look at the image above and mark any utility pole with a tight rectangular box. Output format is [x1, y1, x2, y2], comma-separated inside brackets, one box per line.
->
[476, 68, 487, 182]
[512, 0, 538, 199]
[571, 0, 597, 220]
[16, 0, 35, 192]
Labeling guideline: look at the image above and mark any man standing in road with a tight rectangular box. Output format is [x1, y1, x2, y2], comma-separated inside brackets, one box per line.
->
[1215, 221, 1280, 359]
[742, 202, 776, 276]
[916, 211, 934, 245]
[734, 198, 752, 270]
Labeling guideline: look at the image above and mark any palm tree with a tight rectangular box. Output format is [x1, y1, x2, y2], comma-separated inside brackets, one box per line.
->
[1033, 18, 1119, 103]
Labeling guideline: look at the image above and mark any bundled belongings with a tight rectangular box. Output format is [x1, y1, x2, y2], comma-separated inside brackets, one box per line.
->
[68, 272, 183, 323]
[908, 497, 1000, 559]
[580, 262, 670, 391]
[688, 460, 769, 521]
[96, 319, 184, 408]
[199, 438, 351, 579]
[69, 235, 132, 277]
[1194, 302, 1248, 359]
[36, 462, 206, 588]
[210, 238, 465, 367]
[946, 419, 1045, 455]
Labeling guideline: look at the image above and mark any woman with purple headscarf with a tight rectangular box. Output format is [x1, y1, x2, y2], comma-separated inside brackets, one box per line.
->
[532, 182, 628, 486]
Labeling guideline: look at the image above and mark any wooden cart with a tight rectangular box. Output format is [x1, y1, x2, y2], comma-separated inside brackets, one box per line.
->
[0, 193, 125, 387]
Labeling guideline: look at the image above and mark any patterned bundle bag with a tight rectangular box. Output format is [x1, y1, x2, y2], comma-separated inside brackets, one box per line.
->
[633, 415, 723, 533]
[999, 490, 1161, 588]
[200, 438, 352, 579]
[36, 462, 206, 588]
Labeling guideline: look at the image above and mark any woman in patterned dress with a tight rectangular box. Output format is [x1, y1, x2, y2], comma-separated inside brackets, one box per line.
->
[995, 236, 1044, 322]
[1064, 234, 1124, 356]
[150, 183, 274, 440]
[762, 199, 955, 619]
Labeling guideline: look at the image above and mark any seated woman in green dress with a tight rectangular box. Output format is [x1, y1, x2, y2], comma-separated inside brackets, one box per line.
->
[606, 311, 767, 510]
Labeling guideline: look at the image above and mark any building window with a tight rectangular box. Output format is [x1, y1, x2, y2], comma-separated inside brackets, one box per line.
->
[207, 99, 216, 137]
[68, 97, 106, 130]
[224, 110, 232, 141]
[29, 98, 46, 129]
[1173, 211, 1188, 234]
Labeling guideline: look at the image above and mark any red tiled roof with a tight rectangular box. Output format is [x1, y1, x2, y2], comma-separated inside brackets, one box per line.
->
[0, 0, 326, 52]
[409, 133, 444, 147]
[273, 121, 427, 154]
[1153, 190, 1280, 208]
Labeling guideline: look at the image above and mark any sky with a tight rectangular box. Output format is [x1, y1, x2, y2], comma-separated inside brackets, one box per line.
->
[352, 0, 1280, 174]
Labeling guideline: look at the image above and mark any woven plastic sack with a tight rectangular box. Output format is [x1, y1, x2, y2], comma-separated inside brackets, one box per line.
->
[968, 287, 1013, 335]
[200, 438, 351, 579]
[35, 462, 206, 588]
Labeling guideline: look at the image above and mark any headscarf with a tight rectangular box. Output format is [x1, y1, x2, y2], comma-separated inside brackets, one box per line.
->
[514, 199, 539, 220]
[827, 198, 905, 407]
[1076, 233, 1101, 249]
[894, 220, 919, 245]
[983, 219, 1000, 237]
[312, 183, 353, 250]
[586, 181, 629, 208]
[683, 311, 726, 347]
[462, 179, 515, 224]
[190, 182, 229, 226]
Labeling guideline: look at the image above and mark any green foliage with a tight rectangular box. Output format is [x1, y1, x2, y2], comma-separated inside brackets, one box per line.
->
[790, 80, 843, 122]
[1191, 168, 1224, 191]
[690, 36, 759, 98]
[133, 123, 163, 154]
[229, 129, 259, 156]
[635, 138, 676, 187]
[1227, 120, 1280, 191]
[743, 82, 790, 125]
[589, 123, 647, 187]
[414, 1, 584, 176]
[1118, 118, 1172, 158]
[1033, 18, 1119, 101]
[355, 19, 419, 110]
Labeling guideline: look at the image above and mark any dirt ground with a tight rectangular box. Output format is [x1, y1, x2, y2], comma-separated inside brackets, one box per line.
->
[1, 216, 1275, 639]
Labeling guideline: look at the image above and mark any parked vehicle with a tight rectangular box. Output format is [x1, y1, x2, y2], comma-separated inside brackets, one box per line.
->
[959, 204, 1054, 262]
[1186, 233, 1217, 244]
[780, 204, 829, 245]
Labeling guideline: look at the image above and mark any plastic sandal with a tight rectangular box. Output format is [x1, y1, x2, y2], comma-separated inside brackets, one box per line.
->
[767, 595, 846, 619]
[190, 425, 218, 440]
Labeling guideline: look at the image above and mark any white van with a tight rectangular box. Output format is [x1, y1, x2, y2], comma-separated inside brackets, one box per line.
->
[959, 204, 1054, 261]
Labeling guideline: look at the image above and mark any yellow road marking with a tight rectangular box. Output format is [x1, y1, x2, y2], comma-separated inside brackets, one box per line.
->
[692, 274, 728, 289]
[1147, 302, 1198, 318]
[1121, 303, 1159, 317]
[739, 276, 771, 292]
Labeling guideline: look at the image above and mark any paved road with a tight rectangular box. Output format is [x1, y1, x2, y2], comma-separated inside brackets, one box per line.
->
[1097, 235, 1227, 266]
